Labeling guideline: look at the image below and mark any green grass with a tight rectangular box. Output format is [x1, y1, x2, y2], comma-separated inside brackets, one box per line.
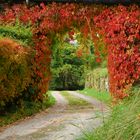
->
[78, 86, 140, 140]
[0, 91, 55, 127]
[78, 88, 112, 105]
[61, 91, 90, 106]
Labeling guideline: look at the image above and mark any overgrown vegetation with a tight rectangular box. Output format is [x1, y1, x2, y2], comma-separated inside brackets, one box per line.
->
[78, 88, 111, 105]
[0, 91, 55, 127]
[95, 5, 140, 99]
[85, 68, 109, 91]
[78, 86, 140, 140]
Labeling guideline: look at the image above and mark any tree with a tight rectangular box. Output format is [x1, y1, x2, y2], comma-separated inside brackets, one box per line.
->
[50, 38, 85, 90]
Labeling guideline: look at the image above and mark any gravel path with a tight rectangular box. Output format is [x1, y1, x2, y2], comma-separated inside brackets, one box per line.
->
[0, 91, 109, 140]
[50, 91, 68, 113]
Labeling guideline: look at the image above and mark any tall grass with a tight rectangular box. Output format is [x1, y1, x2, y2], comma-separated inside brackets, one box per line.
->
[79, 86, 140, 140]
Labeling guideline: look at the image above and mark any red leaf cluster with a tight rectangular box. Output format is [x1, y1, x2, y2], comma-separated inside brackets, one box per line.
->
[94, 5, 140, 99]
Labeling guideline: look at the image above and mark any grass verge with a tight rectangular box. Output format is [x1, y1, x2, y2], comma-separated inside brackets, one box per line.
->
[78, 86, 140, 140]
[78, 88, 112, 105]
[0, 91, 55, 127]
[61, 91, 90, 107]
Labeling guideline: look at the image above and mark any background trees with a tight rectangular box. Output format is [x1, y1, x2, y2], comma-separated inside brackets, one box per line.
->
[50, 37, 85, 90]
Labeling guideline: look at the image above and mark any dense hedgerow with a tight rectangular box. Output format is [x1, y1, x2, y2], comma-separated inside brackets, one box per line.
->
[0, 38, 32, 109]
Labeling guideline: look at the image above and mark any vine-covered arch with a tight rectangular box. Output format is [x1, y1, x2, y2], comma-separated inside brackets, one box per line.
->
[0, 3, 139, 101]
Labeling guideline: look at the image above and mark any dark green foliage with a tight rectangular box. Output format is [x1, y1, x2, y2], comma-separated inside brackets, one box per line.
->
[50, 43, 85, 90]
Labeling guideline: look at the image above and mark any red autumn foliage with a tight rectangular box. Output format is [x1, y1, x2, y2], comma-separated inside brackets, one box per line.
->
[0, 3, 103, 101]
[0, 38, 32, 106]
[94, 5, 140, 99]
[0, 3, 139, 100]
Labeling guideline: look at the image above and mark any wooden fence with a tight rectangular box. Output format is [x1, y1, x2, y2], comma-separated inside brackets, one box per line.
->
[85, 68, 109, 92]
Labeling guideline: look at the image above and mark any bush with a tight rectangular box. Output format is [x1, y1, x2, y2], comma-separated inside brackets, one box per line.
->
[0, 24, 32, 46]
[0, 38, 32, 109]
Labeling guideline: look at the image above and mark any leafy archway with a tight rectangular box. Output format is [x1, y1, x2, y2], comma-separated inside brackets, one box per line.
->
[0, 3, 140, 102]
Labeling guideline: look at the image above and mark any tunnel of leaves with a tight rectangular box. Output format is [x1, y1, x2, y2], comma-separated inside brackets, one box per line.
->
[0, 3, 140, 101]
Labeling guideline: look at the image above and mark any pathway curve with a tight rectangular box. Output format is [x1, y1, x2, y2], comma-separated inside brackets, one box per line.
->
[0, 91, 109, 140]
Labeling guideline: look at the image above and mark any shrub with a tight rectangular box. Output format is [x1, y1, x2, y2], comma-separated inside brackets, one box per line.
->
[0, 38, 32, 109]
[0, 24, 32, 46]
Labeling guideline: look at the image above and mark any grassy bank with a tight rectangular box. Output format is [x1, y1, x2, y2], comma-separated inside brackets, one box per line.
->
[78, 88, 112, 105]
[78, 86, 140, 140]
[0, 91, 55, 127]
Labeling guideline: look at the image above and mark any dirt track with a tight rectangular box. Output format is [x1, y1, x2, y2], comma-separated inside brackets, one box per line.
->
[0, 91, 109, 140]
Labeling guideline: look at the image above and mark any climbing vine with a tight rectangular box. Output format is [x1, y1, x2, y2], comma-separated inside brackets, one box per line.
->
[0, 3, 139, 100]
[94, 5, 140, 98]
